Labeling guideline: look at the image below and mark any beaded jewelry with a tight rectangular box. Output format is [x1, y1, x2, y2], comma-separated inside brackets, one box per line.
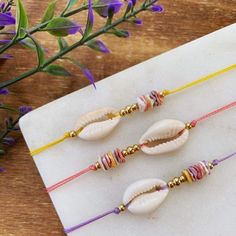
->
[64, 151, 236, 234]
[30, 64, 236, 156]
[46, 100, 236, 192]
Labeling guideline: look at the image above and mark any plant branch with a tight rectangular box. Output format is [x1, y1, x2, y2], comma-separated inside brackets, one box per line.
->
[0, 1, 156, 88]
[0, 4, 89, 54]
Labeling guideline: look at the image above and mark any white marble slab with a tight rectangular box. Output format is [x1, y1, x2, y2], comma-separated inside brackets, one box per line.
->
[20, 23, 236, 236]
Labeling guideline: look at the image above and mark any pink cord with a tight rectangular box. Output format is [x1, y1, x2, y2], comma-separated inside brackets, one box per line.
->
[190, 100, 236, 127]
[46, 165, 96, 192]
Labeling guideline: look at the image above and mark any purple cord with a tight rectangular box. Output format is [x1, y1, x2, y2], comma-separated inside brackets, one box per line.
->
[64, 207, 121, 234]
[212, 151, 236, 166]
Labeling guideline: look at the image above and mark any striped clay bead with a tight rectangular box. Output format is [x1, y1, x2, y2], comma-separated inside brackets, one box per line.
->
[137, 90, 164, 112]
[98, 148, 126, 171]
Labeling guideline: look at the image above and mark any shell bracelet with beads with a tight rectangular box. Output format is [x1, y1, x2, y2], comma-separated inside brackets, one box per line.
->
[64, 151, 236, 234]
[29, 64, 236, 156]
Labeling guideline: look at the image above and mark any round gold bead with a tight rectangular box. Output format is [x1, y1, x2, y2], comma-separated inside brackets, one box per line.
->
[173, 177, 181, 186]
[179, 175, 186, 183]
[118, 204, 126, 211]
[127, 146, 135, 154]
[69, 130, 77, 137]
[185, 123, 192, 130]
[133, 144, 140, 151]
[95, 162, 101, 170]
[208, 162, 214, 170]
[159, 91, 165, 98]
[122, 150, 128, 156]
[119, 109, 126, 117]
[131, 104, 138, 111]
[167, 181, 175, 188]
[126, 106, 132, 114]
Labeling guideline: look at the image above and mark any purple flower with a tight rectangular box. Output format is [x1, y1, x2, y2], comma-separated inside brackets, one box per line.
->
[0, 88, 9, 95]
[82, 67, 96, 89]
[0, 12, 15, 26]
[94, 0, 123, 17]
[19, 106, 32, 116]
[2, 136, 15, 146]
[0, 54, 12, 59]
[150, 5, 164, 12]
[0, 39, 11, 44]
[133, 18, 142, 25]
[67, 22, 82, 35]
[88, 0, 94, 27]
[0, 167, 5, 172]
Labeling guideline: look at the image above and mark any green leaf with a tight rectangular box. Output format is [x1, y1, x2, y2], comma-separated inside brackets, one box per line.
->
[85, 39, 109, 53]
[41, 0, 57, 23]
[62, 0, 78, 15]
[58, 37, 69, 51]
[16, 0, 29, 38]
[112, 28, 130, 38]
[26, 34, 45, 67]
[44, 17, 80, 37]
[43, 64, 71, 76]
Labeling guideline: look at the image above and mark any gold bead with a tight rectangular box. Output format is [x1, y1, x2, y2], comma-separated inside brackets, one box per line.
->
[185, 123, 192, 130]
[95, 162, 101, 170]
[167, 181, 175, 188]
[126, 106, 132, 114]
[179, 175, 186, 183]
[119, 109, 126, 117]
[131, 104, 138, 111]
[122, 150, 128, 156]
[127, 146, 134, 154]
[173, 177, 181, 186]
[118, 204, 126, 211]
[69, 130, 77, 137]
[133, 144, 140, 152]
[208, 162, 214, 170]
[159, 91, 165, 97]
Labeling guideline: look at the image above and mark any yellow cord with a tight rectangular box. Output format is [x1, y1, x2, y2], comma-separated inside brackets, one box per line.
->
[30, 63, 236, 156]
[30, 133, 71, 156]
[163, 64, 236, 96]
[30, 128, 83, 156]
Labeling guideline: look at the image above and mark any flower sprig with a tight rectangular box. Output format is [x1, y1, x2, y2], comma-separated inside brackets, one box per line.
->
[0, 88, 32, 158]
[0, 0, 163, 88]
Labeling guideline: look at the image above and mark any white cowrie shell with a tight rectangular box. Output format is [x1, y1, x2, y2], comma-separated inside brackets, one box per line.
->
[139, 119, 189, 155]
[75, 107, 120, 141]
[123, 178, 168, 215]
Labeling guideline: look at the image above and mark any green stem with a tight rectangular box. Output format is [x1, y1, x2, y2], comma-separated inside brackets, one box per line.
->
[0, 4, 89, 54]
[0, 1, 156, 88]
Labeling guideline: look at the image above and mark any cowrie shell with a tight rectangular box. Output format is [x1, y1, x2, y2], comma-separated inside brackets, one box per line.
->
[75, 107, 120, 141]
[139, 119, 189, 155]
[123, 178, 168, 215]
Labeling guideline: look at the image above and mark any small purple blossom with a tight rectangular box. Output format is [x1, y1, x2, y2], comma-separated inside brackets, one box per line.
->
[82, 67, 96, 89]
[150, 5, 164, 12]
[19, 106, 32, 116]
[95, 40, 110, 53]
[133, 18, 142, 25]
[0, 167, 5, 172]
[67, 22, 82, 35]
[0, 12, 15, 26]
[0, 53, 13, 59]
[131, 0, 136, 6]
[2, 136, 15, 146]
[0, 88, 9, 95]
[94, 0, 123, 17]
